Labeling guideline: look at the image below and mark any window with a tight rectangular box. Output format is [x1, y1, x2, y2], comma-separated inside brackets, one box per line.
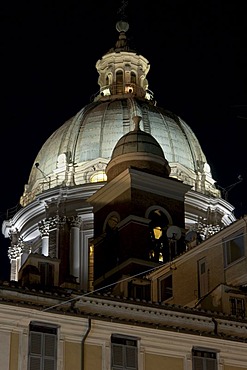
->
[39, 262, 54, 286]
[159, 274, 173, 301]
[116, 70, 124, 94]
[198, 258, 208, 298]
[224, 233, 245, 267]
[128, 279, 151, 301]
[111, 334, 138, 370]
[28, 322, 58, 370]
[130, 72, 136, 84]
[148, 208, 170, 263]
[192, 348, 217, 370]
[116, 70, 123, 83]
[230, 297, 245, 317]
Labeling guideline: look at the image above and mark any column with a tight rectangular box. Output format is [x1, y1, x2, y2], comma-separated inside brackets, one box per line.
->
[39, 219, 50, 256]
[69, 216, 81, 282]
[8, 229, 23, 281]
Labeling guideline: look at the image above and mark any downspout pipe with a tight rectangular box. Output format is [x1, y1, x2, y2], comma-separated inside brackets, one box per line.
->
[81, 318, 91, 370]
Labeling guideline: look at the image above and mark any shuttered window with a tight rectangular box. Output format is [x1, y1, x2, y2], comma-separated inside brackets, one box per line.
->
[111, 335, 138, 370]
[192, 348, 217, 370]
[28, 322, 57, 370]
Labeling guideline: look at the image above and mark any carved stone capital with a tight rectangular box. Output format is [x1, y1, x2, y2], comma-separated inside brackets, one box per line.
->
[68, 215, 82, 228]
[56, 215, 67, 227]
[8, 243, 23, 259]
[39, 219, 50, 237]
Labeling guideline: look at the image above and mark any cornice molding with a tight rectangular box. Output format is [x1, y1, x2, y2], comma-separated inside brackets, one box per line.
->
[0, 285, 246, 342]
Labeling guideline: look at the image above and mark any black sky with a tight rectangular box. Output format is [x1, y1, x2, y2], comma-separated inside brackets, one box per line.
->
[1, 0, 247, 279]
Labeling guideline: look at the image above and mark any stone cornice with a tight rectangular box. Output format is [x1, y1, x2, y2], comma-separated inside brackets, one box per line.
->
[0, 283, 246, 342]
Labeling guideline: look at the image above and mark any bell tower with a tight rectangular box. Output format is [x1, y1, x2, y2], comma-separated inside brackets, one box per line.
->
[88, 116, 191, 293]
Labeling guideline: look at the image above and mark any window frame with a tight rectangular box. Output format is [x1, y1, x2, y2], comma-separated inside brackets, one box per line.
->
[28, 321, 58, 370]
[197, 257, 209, 298]
[230, 296, 245, 317]
[223, 231, 245, 267]
[192, 347, 218, 370]
[159, 273, 173, 302]
[111, 334, 138, 370]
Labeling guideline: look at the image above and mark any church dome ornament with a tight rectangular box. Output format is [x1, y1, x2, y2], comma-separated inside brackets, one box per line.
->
[116, 20, 129, 33]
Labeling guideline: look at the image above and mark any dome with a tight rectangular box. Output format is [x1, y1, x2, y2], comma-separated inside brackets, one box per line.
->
[106, 115, 171, 181]
[20, 20, 220, 207]
[21, 97, 219, 206]
[3, 18, 236, 286]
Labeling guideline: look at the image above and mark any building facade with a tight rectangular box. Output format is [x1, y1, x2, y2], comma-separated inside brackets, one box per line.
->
[1, 11, 247, 370]
[0, 285, 247, 370]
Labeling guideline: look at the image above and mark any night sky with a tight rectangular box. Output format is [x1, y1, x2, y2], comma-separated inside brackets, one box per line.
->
[1, 0, 247, 279]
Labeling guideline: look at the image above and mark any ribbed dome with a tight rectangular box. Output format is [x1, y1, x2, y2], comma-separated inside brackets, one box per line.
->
[20, 20, 220, 207]
[20, 97, 219, 206]
[106, 115, 171, 181]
